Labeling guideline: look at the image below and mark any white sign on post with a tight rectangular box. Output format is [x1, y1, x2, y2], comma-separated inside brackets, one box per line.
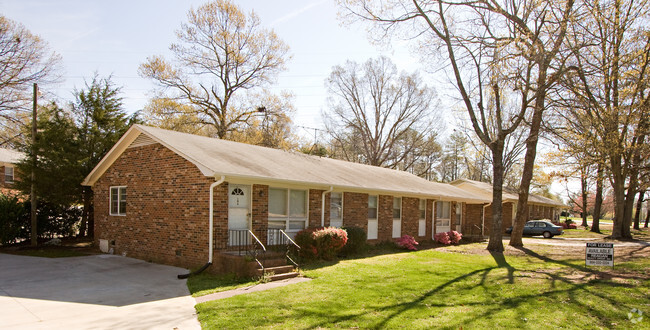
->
[585, 242, 614, 266]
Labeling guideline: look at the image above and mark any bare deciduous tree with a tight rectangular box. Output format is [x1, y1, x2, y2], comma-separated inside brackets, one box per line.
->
[560, 0, 650, 239]
[340, 0, 576, 250]
[0, 16, 60, 147]
[139, 0, 290, 139]
[324, 56, 440, 174]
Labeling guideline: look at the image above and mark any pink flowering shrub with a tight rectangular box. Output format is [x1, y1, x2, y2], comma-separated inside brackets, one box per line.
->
[396, 235, 419, 251]
[434, 232, 451, 244]
[295, 227, 348, 260]
[448, 231, 462, 244]
[435, 231, 462, 245]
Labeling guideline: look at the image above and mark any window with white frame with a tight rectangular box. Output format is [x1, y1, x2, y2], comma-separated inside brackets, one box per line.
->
[455, 202, 463, 232]
[392, 197, 402, 238]
[418, 199, 426, 236]
[4, 166, 14, 183]
[330, 192, 343, 227]
[436, 201, 450, 228]
[110, 186, 126, 216]
[367, 195, 378, 239]
[268, 188, 307, 232]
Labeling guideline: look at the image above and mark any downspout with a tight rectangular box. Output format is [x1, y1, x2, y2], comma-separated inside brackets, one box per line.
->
[178, 175, 226, 279]
[209, 176, 226, 263]
[321, 186, 334, 227]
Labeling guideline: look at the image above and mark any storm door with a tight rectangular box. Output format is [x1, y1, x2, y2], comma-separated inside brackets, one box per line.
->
[228, 184, 251, 246]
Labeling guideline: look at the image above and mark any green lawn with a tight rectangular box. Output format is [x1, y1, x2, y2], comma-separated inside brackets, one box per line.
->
[194, 243, 650, 329]
[561, 227, 650, 240]
[187, 272, 258, 297]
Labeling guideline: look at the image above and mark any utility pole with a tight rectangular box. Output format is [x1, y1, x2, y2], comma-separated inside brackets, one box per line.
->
[30, 83, 38, 247]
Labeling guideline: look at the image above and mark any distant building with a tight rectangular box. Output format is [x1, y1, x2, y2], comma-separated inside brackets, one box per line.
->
[450, 178, 566, 234]
[0, 148, 25, 196]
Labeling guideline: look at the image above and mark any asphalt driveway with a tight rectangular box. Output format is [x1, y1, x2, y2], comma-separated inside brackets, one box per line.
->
[0, 253, 200, 329]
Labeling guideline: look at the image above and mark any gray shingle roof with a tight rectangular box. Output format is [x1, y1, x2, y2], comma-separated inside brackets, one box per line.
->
[84, 125, 490, 203]
[0, 148, 25, 165]
[450, 178, 565, 207]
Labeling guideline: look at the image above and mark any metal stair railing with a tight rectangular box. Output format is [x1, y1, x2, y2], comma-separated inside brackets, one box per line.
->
[227, 229, 267, 273]
[278, 229, 301, 268]
[267, 228, 301, 268]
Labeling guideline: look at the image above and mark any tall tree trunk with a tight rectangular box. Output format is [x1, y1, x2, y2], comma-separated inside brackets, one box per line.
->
[580, 166, 589, 227]
[510, 91, 546, 247]
[645, 203, 649, 228]
[633, 190, 644, 230]
[610, 154, 627, 239]
[591, 163, 603, 233]
[487, 140, 505, 252]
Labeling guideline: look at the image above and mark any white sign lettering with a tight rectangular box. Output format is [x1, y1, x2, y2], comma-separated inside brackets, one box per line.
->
[585, 243, 614, 267]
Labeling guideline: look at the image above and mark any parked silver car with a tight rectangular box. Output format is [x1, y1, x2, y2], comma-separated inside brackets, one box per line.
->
[506, 220, 564, 238]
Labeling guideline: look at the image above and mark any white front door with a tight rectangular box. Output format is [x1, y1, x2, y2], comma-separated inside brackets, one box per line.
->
[228, 184, 251, 246]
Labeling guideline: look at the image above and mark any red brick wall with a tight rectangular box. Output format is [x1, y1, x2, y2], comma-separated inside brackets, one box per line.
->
[465, 203, 484, 238]
[343, 192, 368, 230]
[252, 184, 269, 244]
[308, 189, 324, 227]
[425, 199, 434, 240]
[377, 195, 393, 241]
[503, 202, 514, 227]
[212, 182, 229, 254]
[93, 143, 218, 269]
[401, 197, 419, 238]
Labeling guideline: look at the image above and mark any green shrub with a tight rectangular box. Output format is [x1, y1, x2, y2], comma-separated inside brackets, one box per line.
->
[0, 194, 28, 245]
[20, 201, 81, 240]
[295, 227, 348, 261]
[340, 226, 367, 255]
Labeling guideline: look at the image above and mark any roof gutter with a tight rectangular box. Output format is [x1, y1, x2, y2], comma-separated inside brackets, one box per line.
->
[321, 186, 334, 227]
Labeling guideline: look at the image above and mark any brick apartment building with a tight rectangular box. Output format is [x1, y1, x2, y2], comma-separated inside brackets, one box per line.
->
[451, 179, 566, 235]
[82, 125, 489, 272]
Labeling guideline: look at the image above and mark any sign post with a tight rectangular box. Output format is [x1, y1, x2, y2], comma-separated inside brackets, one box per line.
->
[585, 243, 614, 267]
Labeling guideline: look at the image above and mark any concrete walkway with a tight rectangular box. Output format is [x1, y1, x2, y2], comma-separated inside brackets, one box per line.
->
[0, 253, 200, 330]
[195, 277, 311, 304]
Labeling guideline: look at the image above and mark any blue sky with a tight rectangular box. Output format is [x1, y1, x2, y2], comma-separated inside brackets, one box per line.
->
[0, 0, 422, 141]
[1, 0, 573, 198]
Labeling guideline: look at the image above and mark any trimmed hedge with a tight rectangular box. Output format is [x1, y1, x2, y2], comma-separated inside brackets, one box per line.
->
[295, 227, 348, 260]
[340, 226, 367, 255]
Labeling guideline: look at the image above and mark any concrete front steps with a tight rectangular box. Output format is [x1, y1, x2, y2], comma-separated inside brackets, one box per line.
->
[254, 253, 299, 281]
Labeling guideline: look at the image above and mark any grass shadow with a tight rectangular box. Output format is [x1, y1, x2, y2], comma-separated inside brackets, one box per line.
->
[489, 250, 516, 284]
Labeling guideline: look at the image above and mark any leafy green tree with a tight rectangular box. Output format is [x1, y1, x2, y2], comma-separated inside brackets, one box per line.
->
[16, 75, 136, 239]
